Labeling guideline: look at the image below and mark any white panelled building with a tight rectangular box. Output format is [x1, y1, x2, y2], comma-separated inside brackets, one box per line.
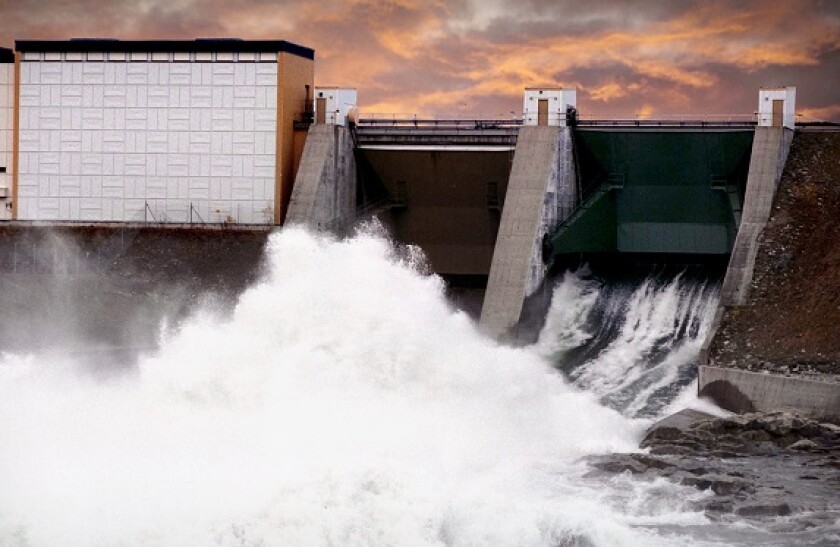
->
[0, 39, 315, 225]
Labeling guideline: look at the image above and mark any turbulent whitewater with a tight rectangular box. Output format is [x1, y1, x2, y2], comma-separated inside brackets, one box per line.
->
[1, 228, 717, 546]
[537, 267, 721, 418]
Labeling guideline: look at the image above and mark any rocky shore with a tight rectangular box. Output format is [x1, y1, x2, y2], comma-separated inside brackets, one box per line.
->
[710, 131, 840, 382]
[586, 409, 840, 530]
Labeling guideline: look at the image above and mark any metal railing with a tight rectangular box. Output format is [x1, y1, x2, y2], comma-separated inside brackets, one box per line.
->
[578, 113, 756, 122]
[576, 114, 757, 128]
[357, 112, 765, 128]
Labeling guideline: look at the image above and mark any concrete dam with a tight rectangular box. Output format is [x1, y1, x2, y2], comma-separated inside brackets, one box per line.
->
[354, 123, 754, 271]
[0, 40, 796, 343]
[3, 38, 829, 419]
[288, 88, 795, 347]
[7, 39, 840, 544]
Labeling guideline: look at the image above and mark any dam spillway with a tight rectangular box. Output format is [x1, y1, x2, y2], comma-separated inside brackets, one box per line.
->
[546, 128, 755, 258]
[345, 115, 780, 341]
[357, 146, 513, 276]
[352, 121, 758, 274]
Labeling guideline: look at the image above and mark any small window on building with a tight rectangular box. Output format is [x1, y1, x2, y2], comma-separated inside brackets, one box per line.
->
[0, 166, 6, 173]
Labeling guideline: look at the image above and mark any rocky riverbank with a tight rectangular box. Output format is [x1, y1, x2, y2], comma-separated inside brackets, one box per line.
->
[710, 131, 840, 382]
[586, 409, 840, 531]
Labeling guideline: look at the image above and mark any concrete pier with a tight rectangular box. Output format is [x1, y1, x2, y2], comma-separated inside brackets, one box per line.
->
[286, 124, 356, 233]
[718, 127, 793, 305]
[479, 126, 576, 341]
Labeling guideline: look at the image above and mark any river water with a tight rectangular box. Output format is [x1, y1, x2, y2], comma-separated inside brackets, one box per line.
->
[0, 228, 830, 545]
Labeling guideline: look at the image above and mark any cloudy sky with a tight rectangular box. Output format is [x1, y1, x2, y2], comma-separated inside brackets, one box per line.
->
[1, 0, 839, 120]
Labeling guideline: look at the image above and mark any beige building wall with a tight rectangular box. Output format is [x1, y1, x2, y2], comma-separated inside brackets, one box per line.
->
[275, 51, 314, 224]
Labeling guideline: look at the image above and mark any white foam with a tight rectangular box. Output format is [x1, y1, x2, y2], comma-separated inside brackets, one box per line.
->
[536, 270, 720, 417]
[0, 228, 703, 546]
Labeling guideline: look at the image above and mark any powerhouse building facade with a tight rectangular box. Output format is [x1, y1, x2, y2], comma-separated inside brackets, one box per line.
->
[0, 39, 314, 225]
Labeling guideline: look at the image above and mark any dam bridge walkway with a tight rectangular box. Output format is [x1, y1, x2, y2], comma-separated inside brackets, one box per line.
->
[353, 116, 758, 149]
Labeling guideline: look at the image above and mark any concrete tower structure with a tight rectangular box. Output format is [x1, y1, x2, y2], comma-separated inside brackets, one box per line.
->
[523, 87, 577, 126]
[314, 87, 357, 126]
[758, 86, 796, 129]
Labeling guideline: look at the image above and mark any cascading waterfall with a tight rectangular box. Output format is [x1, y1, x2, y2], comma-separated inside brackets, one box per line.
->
[0, 228, 732, 546]
[536, 267, 721, 417]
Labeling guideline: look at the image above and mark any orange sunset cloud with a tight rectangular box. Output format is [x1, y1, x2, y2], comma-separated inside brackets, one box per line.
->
[0, 0, 838, 120]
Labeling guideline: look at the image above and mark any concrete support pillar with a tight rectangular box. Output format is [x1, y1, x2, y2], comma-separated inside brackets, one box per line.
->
[718, 127, 793, 306]
[286, 124, 357, 233]
[479, 126, 576, 341]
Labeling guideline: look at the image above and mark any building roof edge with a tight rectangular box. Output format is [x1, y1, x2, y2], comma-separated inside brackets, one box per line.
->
[15, 39, 314, 60]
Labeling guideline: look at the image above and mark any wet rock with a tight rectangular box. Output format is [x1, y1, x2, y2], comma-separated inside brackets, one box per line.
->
[587, 409, 840, 527]
[735, 503, 792, 518]
[587, 458, 647, 475]
[789, 439, 819, 451]
[642, 410, 840, 456]
[680, 477, 712, 491]
[704, 500, 734, 514]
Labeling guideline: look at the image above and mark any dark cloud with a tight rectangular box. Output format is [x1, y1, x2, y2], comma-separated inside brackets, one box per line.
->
[1, 0, 838, 119]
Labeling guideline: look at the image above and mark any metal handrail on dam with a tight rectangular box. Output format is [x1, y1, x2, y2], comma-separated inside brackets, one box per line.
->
[357, 113, 760, 129]
[353, 116, 763, 150]
[577, 119, 757, 128]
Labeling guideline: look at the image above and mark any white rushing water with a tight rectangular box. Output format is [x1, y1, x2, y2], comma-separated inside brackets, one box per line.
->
[0, 228, 716, 546]
[536, 267, 721, 418]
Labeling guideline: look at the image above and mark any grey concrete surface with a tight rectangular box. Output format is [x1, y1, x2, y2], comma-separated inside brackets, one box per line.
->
[719, 127, 793, 306]
[479, 126, 576, 341]
[699, 365, 840, 421]
[286, 125, 356, 233]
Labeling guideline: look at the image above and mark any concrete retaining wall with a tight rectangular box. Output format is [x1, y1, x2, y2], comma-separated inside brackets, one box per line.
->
[699, 366, 840, 421]
[479, 126, 575, 341]
[286, 124, 356, 233]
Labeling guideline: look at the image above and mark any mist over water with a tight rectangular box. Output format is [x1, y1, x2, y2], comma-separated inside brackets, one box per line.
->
[1, 228, 721, 546]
